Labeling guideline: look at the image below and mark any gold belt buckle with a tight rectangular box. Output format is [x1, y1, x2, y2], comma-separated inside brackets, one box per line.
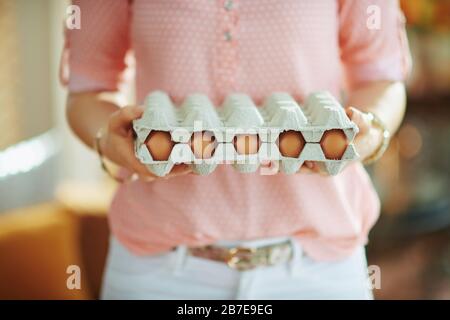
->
[226, 247, 258, 271]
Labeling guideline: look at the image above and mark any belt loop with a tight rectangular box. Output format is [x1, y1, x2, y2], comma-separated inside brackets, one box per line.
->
[288, 238, 302, 277]
[171, 245, 188, 275]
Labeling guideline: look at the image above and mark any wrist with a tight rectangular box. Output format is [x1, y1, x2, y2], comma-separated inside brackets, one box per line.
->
[94, 125, 126, 183]
[362, 112, 391, 165]
[96, 125, 108, 158]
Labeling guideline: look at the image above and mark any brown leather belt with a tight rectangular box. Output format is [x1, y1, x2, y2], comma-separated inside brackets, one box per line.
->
[188, 240, 293, 271]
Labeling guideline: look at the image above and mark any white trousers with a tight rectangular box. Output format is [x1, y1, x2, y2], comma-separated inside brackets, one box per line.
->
[101, 236, 373, 300]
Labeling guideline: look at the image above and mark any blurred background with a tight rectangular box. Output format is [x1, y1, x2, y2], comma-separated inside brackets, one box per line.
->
[0, 0, 449, 299]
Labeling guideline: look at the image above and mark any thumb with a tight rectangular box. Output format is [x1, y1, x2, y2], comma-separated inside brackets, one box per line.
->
[346, 106, 370, 136]
[109, 105, 144, 135]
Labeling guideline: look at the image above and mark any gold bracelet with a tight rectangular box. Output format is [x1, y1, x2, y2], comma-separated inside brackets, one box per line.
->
[94, 127, 128, 183]
[362, 112, 391, 166]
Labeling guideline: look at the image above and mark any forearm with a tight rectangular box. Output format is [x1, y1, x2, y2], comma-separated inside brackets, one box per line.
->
[347, 80, 407, 135]
[66, 92, 121, 149]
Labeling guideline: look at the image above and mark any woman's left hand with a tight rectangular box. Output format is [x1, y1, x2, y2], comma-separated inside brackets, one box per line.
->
[300, 106, 382, 175]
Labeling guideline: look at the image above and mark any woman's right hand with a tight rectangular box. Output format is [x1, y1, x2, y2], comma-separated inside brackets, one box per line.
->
[99, 105, 191, 181]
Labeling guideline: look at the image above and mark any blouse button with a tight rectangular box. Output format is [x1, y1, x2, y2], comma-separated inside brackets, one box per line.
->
[224, 31, 232, 41]
[224, 0, 233, 11]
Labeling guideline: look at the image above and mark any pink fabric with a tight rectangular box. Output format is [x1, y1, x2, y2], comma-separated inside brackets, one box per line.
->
[64, 0, 410, 261]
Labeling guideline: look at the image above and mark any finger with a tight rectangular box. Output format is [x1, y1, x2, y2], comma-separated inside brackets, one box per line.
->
[138, 174, 156, 182]
[109, 105, 144, 135]
[297, 162, 316, 174]
[345, 106, 355, 119]
[123, 149, 156, 178]
[312, 162, 331, 176]
[347, 107, 370, 135]
[304, 161, 314, 169]
[114, 149, 156, 182]
[132, 162, 156, 178]
[260, 160, 271, 167]
[259, 160, 280, 175]
[165, 164, 192, 179]
[112, 134, 154, 177]
[298, 161, 330, 176]
[298, 166, 315, 174]
[305, 161, 323, 172]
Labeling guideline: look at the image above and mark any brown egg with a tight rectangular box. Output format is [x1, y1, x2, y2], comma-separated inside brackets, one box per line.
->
[320, 129, 348, 159]
[233, 134, 260, 155]
[190, 131, 216, 159]
[145, 131, 175, 161]
[278, 130, 305, 158]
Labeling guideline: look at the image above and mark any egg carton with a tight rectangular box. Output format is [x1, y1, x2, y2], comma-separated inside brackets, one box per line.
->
[259, 92, 359, 174]
[133, 91, 359, 177]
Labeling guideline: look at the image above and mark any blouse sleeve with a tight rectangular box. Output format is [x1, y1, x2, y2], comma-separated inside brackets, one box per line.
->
[338, 0, 412, 89]
[62, 0, 131, 92]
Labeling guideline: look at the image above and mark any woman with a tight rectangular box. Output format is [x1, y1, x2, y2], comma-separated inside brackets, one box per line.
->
[64, 0, 410, 299]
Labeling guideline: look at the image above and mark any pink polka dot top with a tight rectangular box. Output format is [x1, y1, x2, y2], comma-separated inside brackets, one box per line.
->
[64, 0, 411, 261]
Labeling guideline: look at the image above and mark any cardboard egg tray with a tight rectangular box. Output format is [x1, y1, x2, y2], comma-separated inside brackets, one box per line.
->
[133, 91, 359, 177]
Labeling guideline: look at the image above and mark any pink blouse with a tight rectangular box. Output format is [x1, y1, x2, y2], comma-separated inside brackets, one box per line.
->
[65, 0, 410, 261]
